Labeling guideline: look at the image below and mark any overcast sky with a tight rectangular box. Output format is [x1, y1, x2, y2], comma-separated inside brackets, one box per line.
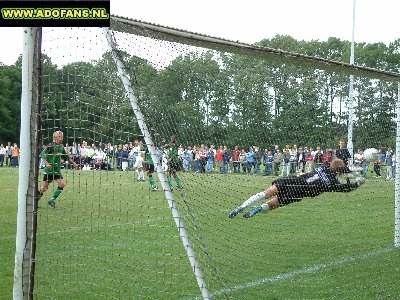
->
[0, 0, 399, 65]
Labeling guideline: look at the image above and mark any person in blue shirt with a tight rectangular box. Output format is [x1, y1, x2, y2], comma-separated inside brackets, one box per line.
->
[264, 149, 274, 176]
[222, 146, 230, 174]
[246, 147, 255, 174]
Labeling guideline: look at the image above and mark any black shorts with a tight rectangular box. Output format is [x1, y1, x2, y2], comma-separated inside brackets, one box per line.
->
[145, 163, 155, 173]
[272, 177, 311, 206]
[168, 161, 181, 172]
[43, 173, 63, 182]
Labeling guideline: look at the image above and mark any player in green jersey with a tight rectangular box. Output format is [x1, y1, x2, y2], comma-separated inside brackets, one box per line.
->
[39, 131, 79, 208]
[143, 143, 158, 191]
[165, 135, 183, 192]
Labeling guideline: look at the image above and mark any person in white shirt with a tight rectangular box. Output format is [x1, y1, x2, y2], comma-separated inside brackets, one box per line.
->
[0, 144, 6, 167]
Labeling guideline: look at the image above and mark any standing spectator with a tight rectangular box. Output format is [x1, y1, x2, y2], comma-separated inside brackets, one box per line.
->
[239, 149, 247, 174]
[85, 144, 95, 169]
[80, 142, 88, 169]
[193, 146, 201, 173]
[304, 151, 314, 173]
[71, 142, 79, 165]
[186, 146, 193, 172]
[64, 143, 72, 169]
[297, 147, 306, 173]
[12, 143, 19, 167]
[121, 145, 130, 172]
[182, 148, 191, 172]
[104, 143, 114, 166]
[280, 148, 290, 177]
[215, 146, 224, 173]
[289, 146, 298, 175]
[206, 146, 215, 173]
[222, 146, 230, 174]
[264, 149, 274, 176]
[253, 146, 262, 175]
[231, 146, 241, 173]
[199, 145, 207, 173]
[0, 144, 5, 167]
[115, 144, 123, 170]
[6, 142, 13, 167]
[273, 149, 282, 176]
[246, 147, 255, 174]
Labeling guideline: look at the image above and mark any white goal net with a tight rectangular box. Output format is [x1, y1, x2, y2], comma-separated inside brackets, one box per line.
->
[15, 17, 400, 299]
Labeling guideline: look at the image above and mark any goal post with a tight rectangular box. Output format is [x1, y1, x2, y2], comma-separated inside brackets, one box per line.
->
[396, 84, 400, 247]
[14, 18, 400, 300]
[102, 27, 210, 299]
[14, 27, 41, 300]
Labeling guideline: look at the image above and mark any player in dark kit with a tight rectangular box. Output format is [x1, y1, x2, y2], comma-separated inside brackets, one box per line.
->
[165, 135, 183, 192]
[143, 143, 158, 191]
[39, 131, 79, 208]
[229, 158, 365, 218]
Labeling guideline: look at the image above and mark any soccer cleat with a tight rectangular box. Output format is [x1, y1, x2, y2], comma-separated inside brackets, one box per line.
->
[48, 199, 56, 208]
[151, 186, 158, 191]
[243, 206, 261, 218]
[228, 207, 243, 218]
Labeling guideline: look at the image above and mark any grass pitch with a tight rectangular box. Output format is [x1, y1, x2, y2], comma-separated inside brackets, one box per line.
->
[1, 167, 400, 299]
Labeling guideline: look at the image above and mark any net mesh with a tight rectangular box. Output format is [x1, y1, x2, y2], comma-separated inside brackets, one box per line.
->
[32, 19, 400, 299]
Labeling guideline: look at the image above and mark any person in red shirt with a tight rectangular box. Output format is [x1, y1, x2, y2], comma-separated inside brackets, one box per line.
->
[215, 146, 223, 173]
[231, 146, 241, 173]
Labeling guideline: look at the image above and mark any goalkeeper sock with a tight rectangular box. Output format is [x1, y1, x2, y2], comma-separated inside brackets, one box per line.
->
[239, 192, 266, 209]
[149, 175, 156, 188]
[174, 175, 183, 188]
[51, 186, 63, 201]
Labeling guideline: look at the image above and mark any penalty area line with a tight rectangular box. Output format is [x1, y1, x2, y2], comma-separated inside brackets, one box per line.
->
[191, 245, 397, 299]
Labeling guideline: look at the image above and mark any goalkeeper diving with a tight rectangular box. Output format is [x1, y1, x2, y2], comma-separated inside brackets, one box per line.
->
[229, 158, 366, 218]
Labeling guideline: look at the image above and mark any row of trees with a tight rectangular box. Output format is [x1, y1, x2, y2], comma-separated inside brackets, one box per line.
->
[1, 34, 399, 150]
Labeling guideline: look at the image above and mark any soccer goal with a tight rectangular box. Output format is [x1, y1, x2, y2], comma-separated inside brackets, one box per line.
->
[15, 18, 400, 299]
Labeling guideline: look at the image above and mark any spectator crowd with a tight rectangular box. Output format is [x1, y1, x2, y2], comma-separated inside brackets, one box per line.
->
[0, 140, 396, 181]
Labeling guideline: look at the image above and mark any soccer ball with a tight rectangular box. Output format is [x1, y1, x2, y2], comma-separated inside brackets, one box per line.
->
[363, 148, 378, 162]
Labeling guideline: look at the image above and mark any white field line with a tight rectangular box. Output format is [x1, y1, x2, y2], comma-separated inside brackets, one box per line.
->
[193, 246, 397, 299]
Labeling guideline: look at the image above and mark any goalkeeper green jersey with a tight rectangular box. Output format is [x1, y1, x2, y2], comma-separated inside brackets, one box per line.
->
[41, 144, 69, 175]
[168, 145, 179, 164]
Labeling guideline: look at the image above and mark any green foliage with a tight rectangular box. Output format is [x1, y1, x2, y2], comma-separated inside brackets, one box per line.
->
[0, 62, 21, 144]
[2, 36, 400, 149]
